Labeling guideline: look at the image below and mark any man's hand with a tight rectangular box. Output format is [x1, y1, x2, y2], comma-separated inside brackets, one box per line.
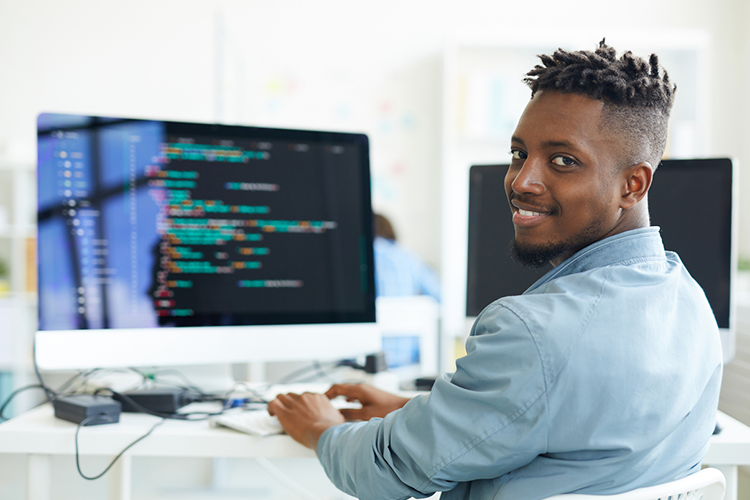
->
[325, 384, 411, 421]
[267, 392, 345, 450]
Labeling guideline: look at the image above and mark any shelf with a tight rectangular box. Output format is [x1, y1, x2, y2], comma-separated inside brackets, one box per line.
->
[0, 294, 38, 306]
[0, 226, 36, 239]
[0, 161, 35, 172]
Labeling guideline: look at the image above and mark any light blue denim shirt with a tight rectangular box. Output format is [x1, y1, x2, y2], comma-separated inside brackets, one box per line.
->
[318, 227, 722, 500]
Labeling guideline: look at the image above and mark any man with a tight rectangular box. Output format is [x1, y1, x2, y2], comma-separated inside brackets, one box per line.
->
[373, 213, 442, 302]
[268, 41, 722, 499]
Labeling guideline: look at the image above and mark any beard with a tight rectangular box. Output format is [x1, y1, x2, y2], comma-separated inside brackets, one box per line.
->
[509, 217, 607, 268]
[510, 239, 568, 268]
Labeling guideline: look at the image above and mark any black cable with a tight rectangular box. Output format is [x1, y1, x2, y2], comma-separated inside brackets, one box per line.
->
[75, 414, 165, 480]
[294, 363, 355, 384]
[272, 359, 366, 387]
[96, 389, 225, 421]
[221, 381, 270, 404]
[54, 369, 99, 398]
[0, 370, 107, 422]
[0, 384, 45, 422]
[145, 368, 207, 396]
[275, 360, 342, 385]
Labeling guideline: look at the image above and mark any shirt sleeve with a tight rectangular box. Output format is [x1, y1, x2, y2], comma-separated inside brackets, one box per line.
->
[317, 303, 549, 500]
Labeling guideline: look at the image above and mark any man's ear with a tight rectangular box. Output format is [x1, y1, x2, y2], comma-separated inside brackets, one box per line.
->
[621, 162, 653, 209]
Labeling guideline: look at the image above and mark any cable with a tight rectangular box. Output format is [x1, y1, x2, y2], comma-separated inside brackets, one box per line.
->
[273, 359, 365, 387]
[0, 384, 45, 422]
[0, 369, 114, 422]
[146, 368, 207, 396]
[221, 381, 270, 405]
[55, 369, 101, 397]
[126, 367, 205, 396]
[11, 359, 229, 481]
[95, 389, 225, 421]
[271, 359, 367, 388]
[75, 414, 165, 480]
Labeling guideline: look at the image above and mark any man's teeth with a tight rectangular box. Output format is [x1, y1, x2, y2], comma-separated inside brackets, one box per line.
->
[518, 209, 544, 216]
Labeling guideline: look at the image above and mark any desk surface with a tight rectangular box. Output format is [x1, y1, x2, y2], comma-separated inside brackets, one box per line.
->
[705, 410, 750, 465]
[0, 403, 315, 459]
[1, 406, 749, 464]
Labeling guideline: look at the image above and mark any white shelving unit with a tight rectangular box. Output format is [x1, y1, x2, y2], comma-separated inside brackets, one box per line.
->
[0, 161, 35, 297]
[0, 160, 38, 416]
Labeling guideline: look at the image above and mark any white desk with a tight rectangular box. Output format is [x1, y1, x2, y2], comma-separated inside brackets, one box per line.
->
[704, 411, 750, 500]
[0, 404, 314, 500]
[1, 407, 749, 500]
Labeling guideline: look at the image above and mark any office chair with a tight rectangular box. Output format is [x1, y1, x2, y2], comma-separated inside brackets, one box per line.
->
[542, 467, 725, 500]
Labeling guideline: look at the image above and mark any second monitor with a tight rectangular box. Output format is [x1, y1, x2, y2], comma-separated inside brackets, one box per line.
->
[467, 159, 736, 362]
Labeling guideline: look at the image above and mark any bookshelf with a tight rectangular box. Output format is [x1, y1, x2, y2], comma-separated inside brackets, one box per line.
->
[0, 161, 37, 416]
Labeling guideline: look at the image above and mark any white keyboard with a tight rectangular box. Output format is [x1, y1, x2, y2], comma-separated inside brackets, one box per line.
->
[210, 396, 361, 436]
[212, 410, 284, 436]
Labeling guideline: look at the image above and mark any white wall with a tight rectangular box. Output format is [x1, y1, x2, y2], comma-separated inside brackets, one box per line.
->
[0, 0, 749, 285]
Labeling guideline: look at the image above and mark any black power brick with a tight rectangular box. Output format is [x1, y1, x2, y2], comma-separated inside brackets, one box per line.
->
[53, 395, 121, 425]
[113, 388, 193, 414]
[364, 352, 388, 374]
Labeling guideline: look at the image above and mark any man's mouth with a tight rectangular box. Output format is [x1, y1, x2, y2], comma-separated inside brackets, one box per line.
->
[511, 199, 554, 216]
[517, 208, 547, 217]
[511, 199, 555, 226]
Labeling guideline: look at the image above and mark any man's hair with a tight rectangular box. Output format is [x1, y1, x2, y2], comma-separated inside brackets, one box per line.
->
[523, 39, 676, 169]
[374, 213, 397, 241]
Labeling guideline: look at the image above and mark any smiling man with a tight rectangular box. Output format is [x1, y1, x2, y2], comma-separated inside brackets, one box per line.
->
[268, 41, 723, 500]
[507, 90, 649, 268]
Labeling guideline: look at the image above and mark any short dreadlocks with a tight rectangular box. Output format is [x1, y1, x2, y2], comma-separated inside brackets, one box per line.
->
[524, 39, 676, 169]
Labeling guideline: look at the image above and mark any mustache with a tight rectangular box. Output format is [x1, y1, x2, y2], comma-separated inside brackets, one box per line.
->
[509, 194, 558, 215]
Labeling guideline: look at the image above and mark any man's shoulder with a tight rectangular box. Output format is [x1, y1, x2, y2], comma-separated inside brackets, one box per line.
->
[473, 288, 600, 368]
[487, 265, 614, 330]
[473, 260, 676, 368]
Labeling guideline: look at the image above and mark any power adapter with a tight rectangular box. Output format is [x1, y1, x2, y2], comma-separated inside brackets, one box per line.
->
[113, 388, 193, 414]
[53, 395, 121, 425]
[364, 352, 388, 374]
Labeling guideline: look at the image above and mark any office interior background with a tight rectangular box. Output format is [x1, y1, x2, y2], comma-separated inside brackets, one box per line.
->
[1, 0, 750, 498]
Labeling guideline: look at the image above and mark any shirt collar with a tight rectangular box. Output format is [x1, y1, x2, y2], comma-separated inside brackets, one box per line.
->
[525, 227, 666, 294]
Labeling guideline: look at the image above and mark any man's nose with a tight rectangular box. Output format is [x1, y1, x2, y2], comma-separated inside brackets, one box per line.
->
[510, 159, 545, 196]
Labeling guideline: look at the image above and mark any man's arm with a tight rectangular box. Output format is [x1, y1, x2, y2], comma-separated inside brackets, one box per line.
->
[270, 304, 548, 500]
[267, 392, 345, 449]
[326, 383, 412, 421]
[267, 384, 411, 450]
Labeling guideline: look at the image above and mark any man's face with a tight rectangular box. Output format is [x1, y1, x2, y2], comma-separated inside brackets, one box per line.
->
[505, 90, 629, 267]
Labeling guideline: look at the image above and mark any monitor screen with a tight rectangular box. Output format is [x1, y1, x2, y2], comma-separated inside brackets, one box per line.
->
[36, 114, 379, 369]
[466, 165, 549, 317]
[466, 159, 734, 333]
[650, 158, 733, 329]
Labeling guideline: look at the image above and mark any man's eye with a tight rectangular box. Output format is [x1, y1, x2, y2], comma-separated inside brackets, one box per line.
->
[551, 156, 576, 166]
[510, 150, 527, 160]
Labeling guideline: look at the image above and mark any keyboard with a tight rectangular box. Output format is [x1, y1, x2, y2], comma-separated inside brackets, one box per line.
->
[212, 410, 284, 436]
[210, 396, 361, 436]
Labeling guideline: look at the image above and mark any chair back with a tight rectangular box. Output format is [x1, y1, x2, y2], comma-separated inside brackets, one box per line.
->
[541, 468, 725, 500]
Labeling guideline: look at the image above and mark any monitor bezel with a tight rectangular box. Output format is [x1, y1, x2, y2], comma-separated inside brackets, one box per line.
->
[35, 113, 380, 370]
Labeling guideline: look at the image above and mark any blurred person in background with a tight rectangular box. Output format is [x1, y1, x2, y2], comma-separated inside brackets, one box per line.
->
[373, 213, 441, 302]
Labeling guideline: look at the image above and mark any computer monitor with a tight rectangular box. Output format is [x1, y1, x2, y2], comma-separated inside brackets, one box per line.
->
[466, 158, 736, 362]
[35, 114, 380, 370]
